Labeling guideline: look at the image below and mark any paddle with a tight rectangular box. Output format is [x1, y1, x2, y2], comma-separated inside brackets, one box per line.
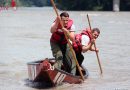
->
[50, 0, 85, 81]
[87, 14, 103, 75]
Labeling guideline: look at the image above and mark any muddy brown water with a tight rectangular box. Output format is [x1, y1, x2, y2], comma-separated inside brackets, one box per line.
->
[0, 7, 130, 90]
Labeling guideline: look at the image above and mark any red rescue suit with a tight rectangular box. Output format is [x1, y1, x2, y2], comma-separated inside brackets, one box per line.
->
[73, 28, 92, 53]
[11, 0, 16, 7]
[50, 19, 73, 44]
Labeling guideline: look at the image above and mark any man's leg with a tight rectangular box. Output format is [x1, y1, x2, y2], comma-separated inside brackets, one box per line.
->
[76, 53, 84, 66]
[65, 44, 76, 75]
[50, 42, 63, 69]
[76, 53, 84, 75]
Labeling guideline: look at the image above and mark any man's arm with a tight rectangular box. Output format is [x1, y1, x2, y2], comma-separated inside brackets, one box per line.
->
[62, 24, 75, 42]
[81, 35, 95, 53]
[84, 39, 99, 52]
[89, 45, 99, 52]
[50, 17, 60, 33]
[82, 43, 93, 53]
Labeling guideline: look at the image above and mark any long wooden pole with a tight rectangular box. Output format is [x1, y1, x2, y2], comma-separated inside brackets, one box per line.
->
[87, 14, 103, 74]
[50, 0, 85, 80]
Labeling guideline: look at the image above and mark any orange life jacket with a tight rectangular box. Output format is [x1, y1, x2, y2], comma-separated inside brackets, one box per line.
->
[73, 28, 92, 53]
[50, 19, 73, 44]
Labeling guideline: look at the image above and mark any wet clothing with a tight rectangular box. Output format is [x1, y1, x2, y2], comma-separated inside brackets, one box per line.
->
[50, 19, 76, 75]
[50, 19, 75, 44]
[73, 29, 92, 53]
[50, 42, 76, 75]
[72, 29, 92, 68]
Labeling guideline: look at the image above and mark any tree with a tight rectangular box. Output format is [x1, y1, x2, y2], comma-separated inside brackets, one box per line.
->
[0, 0, 7, 6]
[56, 0, 113, 11]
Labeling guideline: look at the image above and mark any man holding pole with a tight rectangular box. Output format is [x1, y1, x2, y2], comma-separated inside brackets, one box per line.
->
[72, 28, 100, 75]
[50, 12, 76, 75]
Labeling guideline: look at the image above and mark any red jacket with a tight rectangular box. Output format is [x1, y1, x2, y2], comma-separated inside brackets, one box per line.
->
[50, 19, 73, 44]
[11, 0, 16, 7]
[73, 28, 92, 53]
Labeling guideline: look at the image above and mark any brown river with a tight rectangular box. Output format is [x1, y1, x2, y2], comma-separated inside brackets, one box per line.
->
[0, 7, 130, 90]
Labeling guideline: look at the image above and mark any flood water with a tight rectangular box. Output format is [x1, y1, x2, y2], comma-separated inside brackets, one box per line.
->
[0, 7, 130, 90]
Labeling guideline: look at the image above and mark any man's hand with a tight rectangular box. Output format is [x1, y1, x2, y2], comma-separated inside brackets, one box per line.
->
[90, 38, 96, 44]
[95, 48, 99, 52]
[90, 39, 99, 52]
[62, 27, 68, 32]
[62, 27, 70, 39]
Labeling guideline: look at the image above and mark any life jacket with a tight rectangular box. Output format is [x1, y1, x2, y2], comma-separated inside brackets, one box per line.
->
[11, 0, 16, 7]
[50, 19, 73, 44]
[72, 28, 92, 53]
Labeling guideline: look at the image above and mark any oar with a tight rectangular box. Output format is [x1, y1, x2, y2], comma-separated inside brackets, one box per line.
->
[50, 0, 85, 81]
[87, 14, 103, 75]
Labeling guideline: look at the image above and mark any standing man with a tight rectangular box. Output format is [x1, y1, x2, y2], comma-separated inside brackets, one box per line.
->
[72, 28, 100, 74]
[50, 12, 76, 75]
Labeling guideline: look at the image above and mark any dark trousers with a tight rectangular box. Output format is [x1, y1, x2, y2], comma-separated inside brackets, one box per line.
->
[50, 42, 76, 75]
[76, 53, 84, 75]
[76, 53, 84, 66]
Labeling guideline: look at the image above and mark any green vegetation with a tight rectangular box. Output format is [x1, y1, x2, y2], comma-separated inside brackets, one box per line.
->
[0, 0, 49, 7]
[56, 0, 113, 11]
[0, 0, 130, 11]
